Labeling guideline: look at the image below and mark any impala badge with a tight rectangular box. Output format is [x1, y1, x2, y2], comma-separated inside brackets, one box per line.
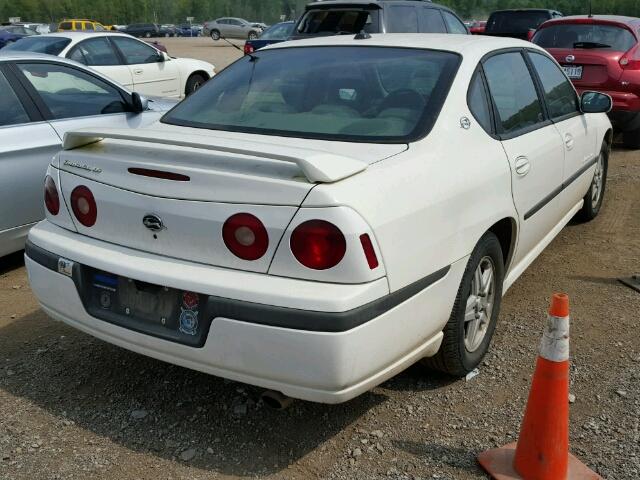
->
[143, 214, 165, 232]
[565, 55, 575, 63]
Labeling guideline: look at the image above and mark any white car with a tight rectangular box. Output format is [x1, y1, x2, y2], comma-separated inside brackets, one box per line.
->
[25, 34, 612, 404]
[0, 53, 176, 258]
[4, 32, 215, 97]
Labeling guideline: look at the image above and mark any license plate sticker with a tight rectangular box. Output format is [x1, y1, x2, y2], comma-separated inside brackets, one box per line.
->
[562, 65, 583, 79]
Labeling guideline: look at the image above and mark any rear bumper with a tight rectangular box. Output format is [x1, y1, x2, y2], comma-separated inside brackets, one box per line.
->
[25, 221, 464, 403]
[608, 110, 640, 132]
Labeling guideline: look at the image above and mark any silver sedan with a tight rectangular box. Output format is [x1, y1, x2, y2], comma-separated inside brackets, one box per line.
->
[0, 53, 177, 257]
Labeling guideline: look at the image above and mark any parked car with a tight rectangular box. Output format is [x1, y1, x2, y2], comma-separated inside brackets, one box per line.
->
[468, 20, 487, 35]
[0, 53, 176, 257]
[292, 0, 469, 38]
[159, 24, 178, 37]
[23, 34, 612, 403]
[534, 15, 640, 149]
[176, 24, 200, 37]
[5, 32, 214, 97]
[204, 17, 264, 41]
[123, 23, 161, 38]
[0, 25, 37, 49]
[484, 9, 562, 40]
[244, 21, 295, 55]
[58, 19, 108, 32]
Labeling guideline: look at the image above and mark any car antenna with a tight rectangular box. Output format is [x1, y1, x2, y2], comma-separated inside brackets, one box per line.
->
[588, 0, 593, 18]
[354, 30, 371, 40]
[220, 35, 258, 61]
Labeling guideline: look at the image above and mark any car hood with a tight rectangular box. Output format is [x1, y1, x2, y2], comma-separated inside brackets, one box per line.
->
[146, 96, 179, 112]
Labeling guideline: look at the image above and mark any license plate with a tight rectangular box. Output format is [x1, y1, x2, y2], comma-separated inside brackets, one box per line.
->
[562, 65, 583, 79]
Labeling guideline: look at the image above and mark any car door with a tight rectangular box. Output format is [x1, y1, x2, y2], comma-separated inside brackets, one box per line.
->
[227, 19, 245, 38]
[110, 36, 180, 97]
[482, 50, 566, 268]
[0, 64, 61, 250]
[526, 50, 597, 215]
[67, 37, 134, 89]
[13, 61, 158, 148]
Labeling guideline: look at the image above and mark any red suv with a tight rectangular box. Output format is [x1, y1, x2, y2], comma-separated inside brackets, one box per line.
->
[534, 16, 640, 148]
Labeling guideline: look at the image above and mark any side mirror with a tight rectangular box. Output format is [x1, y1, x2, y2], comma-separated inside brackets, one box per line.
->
[131, 92, 149, 113]
[156, 52, 166, 62]
[581, 91, 612, 114]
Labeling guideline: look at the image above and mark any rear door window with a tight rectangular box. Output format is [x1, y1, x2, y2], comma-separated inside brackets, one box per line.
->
[68, 37, 120, 66]
[0, 70, 30, 127]
[468, 71, 493, 133]
[419, 7, 447, 33]
[534, 24, 636, 52]
[386, 5, 419, 33]
[528, 52, 579, 120]
[17, 63, 127, 119]
[483, 52, 545, 136]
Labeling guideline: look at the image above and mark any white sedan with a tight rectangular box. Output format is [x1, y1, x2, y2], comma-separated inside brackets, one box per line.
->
[4, 32, 215, 98]
[25, 34, 612, 404]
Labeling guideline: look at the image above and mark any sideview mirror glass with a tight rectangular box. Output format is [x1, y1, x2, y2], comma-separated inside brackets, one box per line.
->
[131, 92, 149, 114]
[581, 91, 612, 114]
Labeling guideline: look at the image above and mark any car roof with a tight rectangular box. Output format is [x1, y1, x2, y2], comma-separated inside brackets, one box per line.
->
[305, 0, 452, 9]
[490, 8, 560, 13]
[30, 31, 132, 39]
[0, 50, 87, 64]
[540, 15, 640, 28]
[264, 32, 538, 59]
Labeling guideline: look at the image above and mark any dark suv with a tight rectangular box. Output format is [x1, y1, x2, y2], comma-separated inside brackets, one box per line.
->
[124, 23, 161, 38]
[484, 9, 563, 40]
[292, 0, 468, 39]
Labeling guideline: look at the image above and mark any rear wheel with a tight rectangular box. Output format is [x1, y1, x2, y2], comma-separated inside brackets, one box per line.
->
[576, 142, 608, 222]
[422, 232, 504, 376]
[248, 31, 258, 40]
[623, 127, 640, 149]
[210, 29, 220, 41]
[185, 74, 206, 95]
[145, 32, 151, 38]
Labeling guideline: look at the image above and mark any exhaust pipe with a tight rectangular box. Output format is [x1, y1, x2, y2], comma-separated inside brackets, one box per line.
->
[260, 390, 294, 410]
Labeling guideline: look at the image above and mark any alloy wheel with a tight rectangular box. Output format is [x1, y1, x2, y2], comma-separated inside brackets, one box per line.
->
[464, 256, 496, 352]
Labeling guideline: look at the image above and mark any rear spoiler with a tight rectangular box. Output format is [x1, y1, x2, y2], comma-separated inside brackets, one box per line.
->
[62, 128, 367, 184]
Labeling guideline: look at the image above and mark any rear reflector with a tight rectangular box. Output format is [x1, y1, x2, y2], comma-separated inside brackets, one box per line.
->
[44, 175, 60, 216]
[128, 168, 190, 181]
[359, 233, 379, 270]
[222, 213, 269, 261]
[70, 185, 97, 227]
[290, 220, 346, 270]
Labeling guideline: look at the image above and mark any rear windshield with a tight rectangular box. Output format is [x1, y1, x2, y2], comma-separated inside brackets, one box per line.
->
[259, 22, 295, 40]
[3, 36, 71, 55]
[534, 24, 636, 51]
[162, 46, 460, 143]
[295, 9, 379, 36]
[487, 11, 551, 34]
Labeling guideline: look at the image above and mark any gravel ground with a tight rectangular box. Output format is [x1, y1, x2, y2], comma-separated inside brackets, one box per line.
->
[0, 39, 639, 479]
[162, 36, 243, 71]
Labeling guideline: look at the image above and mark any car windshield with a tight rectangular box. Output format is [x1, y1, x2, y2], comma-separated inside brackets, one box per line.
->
[259, 22, 295, 40]
[3, 36, 71, 55]
[162, 46, 460, 143]
[487, 11, 550, 33]
[534, 24, 636, 51]
[296, 9, 379, 36]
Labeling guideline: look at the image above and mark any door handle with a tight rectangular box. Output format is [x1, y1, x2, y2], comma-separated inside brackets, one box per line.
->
[564, 134, 574, 151]
[515, 156, 531, 177]
[133, 69, 143, 75]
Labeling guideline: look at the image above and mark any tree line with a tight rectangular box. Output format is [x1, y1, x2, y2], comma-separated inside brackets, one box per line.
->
[1, 0, 639, 25]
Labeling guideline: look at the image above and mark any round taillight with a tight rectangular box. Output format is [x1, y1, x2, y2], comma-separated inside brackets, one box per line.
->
[44, 175, 60, 216]
[222, 213, 269, 261]
[290, 220, 346, 270]
[70, 186, 97, 227]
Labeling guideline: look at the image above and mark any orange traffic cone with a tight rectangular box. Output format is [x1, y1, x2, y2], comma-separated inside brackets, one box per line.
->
[477, 293, 602, 479]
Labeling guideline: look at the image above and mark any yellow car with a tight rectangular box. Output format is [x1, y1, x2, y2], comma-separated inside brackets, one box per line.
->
[58, 19, 107, 32]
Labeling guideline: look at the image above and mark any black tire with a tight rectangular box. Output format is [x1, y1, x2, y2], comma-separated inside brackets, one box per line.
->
[210, 29, 220, 41]
[248, 31, 258, 40]
[575, 142, 608, 222]
[145, 32, 151, 38]
[622, 128, 640, 149]
[423, 232, 505, 376]
[185, 73, 206, 95]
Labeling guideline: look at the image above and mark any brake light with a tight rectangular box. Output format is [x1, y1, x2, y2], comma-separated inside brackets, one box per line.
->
[222, 213, 269, 261]
[244, 43, 255, 55]
[620, 44, 640, 69]
[70, 186, 97, 227]
[290, 220, 346, 270]
[359, 234, 379, 270]
[44, 175, 60, 215]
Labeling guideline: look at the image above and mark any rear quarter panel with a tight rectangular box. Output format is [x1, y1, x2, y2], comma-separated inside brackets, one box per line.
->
[304, 70, 517, 292]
